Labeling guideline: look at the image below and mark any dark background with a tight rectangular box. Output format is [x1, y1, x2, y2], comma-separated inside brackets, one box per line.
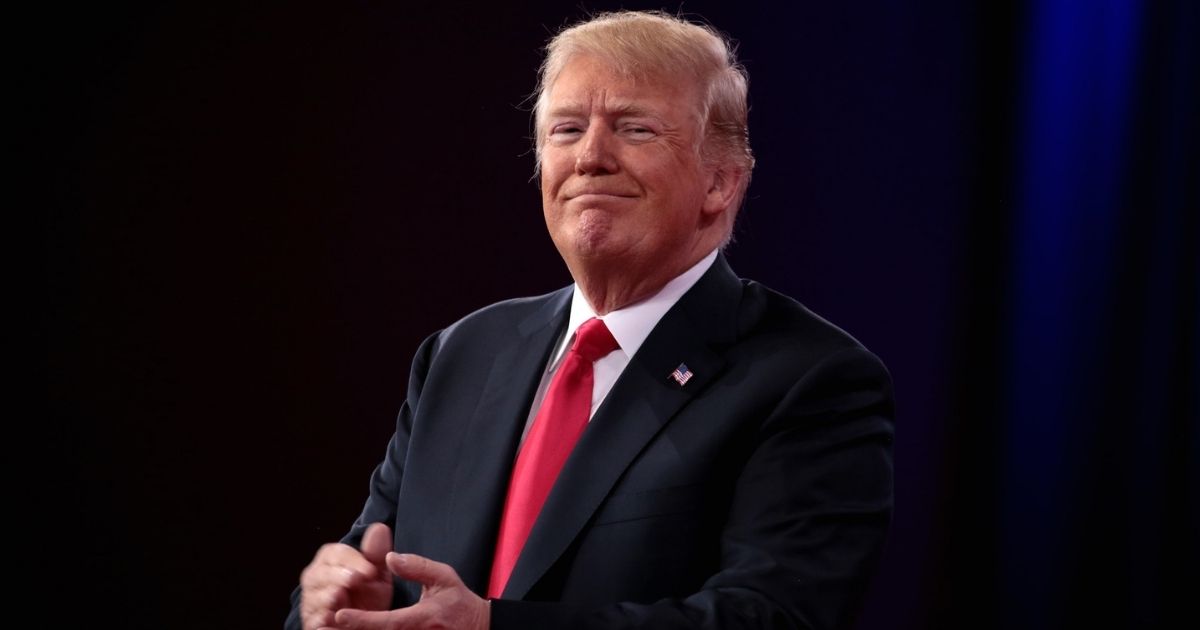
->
[44, 1, 1196, 628]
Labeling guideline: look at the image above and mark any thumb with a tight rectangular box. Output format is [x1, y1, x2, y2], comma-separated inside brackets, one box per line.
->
[360, 522, 394, 571]
[386, 552, 459, 589]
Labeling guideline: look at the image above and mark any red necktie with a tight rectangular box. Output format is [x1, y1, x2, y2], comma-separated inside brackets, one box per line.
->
[487, 317, 619, 598]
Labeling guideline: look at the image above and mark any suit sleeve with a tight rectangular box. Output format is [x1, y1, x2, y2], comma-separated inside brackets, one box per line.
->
[284, 331, 443, 629]
[490, 345, 895, 630]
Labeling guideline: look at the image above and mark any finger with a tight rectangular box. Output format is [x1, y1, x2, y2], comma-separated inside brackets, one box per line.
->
[360, 522, 394, 569]
[386, 553, 460, 588]
[335, 606, 426, 630]
[301, 584, 347, 628]
[304, 559, 376, 594]
[303, 610, 337, 630]
[311, 543, 379, 579]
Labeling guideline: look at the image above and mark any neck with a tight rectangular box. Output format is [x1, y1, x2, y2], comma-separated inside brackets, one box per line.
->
[575, 275, 667, 316]
[571, 247, 715, 315]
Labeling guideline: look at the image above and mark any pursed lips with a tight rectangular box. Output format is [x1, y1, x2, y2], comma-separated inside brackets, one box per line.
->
[565, 190, 638, 200]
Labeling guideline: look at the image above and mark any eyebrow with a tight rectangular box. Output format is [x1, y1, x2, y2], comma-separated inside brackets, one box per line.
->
[545, 101, 661, 120]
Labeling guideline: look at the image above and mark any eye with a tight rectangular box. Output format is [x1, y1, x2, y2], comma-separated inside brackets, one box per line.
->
[548, 124, 584, 140]
[620, 124, 656, 140]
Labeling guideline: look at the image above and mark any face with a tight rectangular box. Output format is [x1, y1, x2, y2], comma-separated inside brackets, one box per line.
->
[540, 54, 731, 289]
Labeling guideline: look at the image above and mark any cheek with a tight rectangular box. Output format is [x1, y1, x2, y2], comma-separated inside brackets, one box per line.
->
[540, 148, 572, 186]
[542, 165, 559, 195]
[541, 171, 567, 231]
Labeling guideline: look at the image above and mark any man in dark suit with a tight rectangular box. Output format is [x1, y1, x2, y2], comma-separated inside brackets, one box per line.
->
[289, 11, 893, 630]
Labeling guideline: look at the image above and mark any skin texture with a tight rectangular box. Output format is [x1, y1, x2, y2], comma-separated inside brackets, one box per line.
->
[539, 54, 742, 314]
[299, 523, 489, 630]
[300, 522, 394, 629]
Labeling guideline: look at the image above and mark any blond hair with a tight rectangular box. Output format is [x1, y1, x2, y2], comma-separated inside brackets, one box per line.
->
[533, 11, 755, 182]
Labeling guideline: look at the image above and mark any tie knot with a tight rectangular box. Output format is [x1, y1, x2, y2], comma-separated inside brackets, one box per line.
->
[571, 318, 619, 362]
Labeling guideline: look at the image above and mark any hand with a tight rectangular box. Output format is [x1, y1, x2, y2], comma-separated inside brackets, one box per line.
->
[333, 553, 490, 630]
[299, 522, 395, 630]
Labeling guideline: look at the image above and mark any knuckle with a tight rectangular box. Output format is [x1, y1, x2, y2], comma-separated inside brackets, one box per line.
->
[316, 542, 346, 559]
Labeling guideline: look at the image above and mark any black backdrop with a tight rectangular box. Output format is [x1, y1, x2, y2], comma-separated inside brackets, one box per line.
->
[44, 2, 1196, 628]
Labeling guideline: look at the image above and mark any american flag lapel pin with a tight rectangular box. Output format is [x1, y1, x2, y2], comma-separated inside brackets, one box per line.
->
[669, 363, 694, 387]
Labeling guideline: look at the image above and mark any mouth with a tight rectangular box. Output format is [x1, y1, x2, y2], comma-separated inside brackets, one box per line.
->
[567, 192, 637, 202]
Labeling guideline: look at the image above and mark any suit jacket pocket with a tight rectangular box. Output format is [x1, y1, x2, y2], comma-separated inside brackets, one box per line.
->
[591, 483, 708, 526]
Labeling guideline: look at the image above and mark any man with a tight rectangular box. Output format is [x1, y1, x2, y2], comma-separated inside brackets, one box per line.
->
[288, 11, 893, 630]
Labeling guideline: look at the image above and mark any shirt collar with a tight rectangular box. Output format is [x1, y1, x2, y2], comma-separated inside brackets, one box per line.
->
[560, 249, 719, 363]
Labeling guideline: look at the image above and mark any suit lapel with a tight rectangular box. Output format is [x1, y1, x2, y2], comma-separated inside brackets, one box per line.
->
[502, 255, 743, 599]
[439, 288, 572, 594]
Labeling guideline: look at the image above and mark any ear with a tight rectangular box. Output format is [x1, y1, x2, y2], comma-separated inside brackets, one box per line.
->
[701, 164, 744, 218]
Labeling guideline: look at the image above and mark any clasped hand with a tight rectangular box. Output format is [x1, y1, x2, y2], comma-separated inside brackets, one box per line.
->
[299, 522, 490, 630]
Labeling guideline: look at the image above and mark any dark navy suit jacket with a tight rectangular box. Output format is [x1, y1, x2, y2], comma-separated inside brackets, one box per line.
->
[287, 255, 894, 629]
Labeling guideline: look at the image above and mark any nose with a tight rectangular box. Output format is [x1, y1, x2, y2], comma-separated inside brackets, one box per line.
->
[575, 125, 619, 175]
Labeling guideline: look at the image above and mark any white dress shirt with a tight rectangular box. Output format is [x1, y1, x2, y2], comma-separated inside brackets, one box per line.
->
[519, 249, 719, 442]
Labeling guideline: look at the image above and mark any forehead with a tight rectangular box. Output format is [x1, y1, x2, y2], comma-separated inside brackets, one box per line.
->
[543, 54, 702, 119]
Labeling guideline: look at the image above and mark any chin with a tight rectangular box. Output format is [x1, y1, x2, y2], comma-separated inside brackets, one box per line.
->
[560, 237, 634, 277]
[569, 240, 619, 265]
[569, 212, 618, 253]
